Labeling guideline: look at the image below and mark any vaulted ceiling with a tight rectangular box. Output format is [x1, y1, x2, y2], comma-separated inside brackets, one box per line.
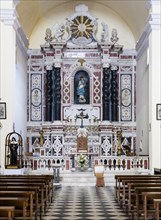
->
[17, 0, 148, 41]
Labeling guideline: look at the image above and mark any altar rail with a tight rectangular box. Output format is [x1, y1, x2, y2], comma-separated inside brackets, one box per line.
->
[98, 156, 149, 171]
[22, 155, 149, 172]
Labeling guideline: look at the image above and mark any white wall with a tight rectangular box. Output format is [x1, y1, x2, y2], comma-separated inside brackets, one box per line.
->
[0, 21, 16, 170]
[14, 42, 27, 150]
[29, 2, 135, 49]
[0, 20, 28, 171]
[148, 29, 161, 170]
[136, 46, 149, 156]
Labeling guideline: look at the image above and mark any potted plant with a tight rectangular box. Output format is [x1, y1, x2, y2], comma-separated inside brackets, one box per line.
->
[78, 154, 86, 168]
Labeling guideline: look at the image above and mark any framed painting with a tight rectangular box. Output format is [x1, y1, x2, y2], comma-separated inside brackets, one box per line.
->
[0, 102, 6, 119]
[156, 104, 161, 120]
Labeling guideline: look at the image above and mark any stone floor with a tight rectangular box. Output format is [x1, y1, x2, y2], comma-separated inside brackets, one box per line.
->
[43, 186, 129, 220]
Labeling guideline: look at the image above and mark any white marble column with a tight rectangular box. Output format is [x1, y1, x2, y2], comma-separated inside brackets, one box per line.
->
[0, 0, 28, 171]
[136, 0, 161, 170]
[148, 0, 161, 170]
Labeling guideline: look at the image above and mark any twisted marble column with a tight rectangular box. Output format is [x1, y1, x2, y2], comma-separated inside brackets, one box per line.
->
[102, 67, 111, 120]
[111, 66, 118, 121]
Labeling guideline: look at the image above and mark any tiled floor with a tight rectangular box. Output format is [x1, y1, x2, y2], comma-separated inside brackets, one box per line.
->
[43, 186, 129, 220]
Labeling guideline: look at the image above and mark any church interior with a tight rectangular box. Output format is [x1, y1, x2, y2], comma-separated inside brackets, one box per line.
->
[0, 0, 161, 219]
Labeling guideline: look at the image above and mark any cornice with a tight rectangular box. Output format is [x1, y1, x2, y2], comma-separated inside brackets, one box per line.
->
[149, 14, 161, 29]
[0, 8, 20, 30]
[16, 27, 29, 60]
[136, 4, 161, 60]
[13, 0, 20, 7]
[0, 6, 29, 59]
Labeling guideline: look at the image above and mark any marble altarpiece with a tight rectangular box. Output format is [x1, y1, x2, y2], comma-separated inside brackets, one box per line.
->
[25, 5, 148, 172]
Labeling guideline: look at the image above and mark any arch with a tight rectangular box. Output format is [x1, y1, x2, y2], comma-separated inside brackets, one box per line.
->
[69, 61, 94, 105]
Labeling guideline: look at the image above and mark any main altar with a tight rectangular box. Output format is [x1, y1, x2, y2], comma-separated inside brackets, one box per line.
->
[24, 4, 149, 173]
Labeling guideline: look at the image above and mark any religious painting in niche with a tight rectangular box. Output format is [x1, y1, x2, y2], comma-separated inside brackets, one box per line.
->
[74, 70, 90, 104]
[31, 89, 41, 107]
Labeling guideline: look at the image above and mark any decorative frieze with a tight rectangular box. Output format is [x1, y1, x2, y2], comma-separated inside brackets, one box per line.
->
[30, 74, 42, 121]
[120, 74, 132, 121]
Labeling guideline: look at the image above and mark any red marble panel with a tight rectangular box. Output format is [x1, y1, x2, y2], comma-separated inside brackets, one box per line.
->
[144, 160, 148, 169]
[34, 160, 37, 170]
[41, 150, 44, 156]
[127, 160, 131, 169]
[66, 160, 70, 170]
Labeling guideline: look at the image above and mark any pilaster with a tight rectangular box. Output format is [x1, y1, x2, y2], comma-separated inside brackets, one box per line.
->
[147, 0, 161, 170]
[0, 0, 25, 171]
[148, 0, 161, 170]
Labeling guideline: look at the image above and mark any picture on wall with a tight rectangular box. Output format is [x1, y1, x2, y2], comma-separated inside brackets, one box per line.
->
[0, 102, 6, 119]
[156, 103, 161, 120]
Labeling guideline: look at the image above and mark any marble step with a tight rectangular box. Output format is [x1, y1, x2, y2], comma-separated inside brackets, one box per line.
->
[60, 171, 116, 186]
[59, 169, 144, 186]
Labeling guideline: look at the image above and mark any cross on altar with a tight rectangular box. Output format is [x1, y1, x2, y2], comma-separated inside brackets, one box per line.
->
[76, 108, 89, 128]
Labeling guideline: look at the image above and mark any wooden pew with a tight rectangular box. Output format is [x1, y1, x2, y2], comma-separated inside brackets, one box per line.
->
[122, 181, 161, 215]
[118, 178, 161, 208]
[153, 199, 161, 220]
[0, 186, 41, 220]
[114, 175, 161, 219]
[0, 191, 35, 220]
[154, 168, 161, 175]
[0, 175, 54, 203]
[0, 175, 54, 219]
[0, 206, 15, 220]
[0, 181, 46, 215]
[0, 176, 53, 209]
[115, 175, 161, 202]
[0, 197, 29, 220]
[134, 187, 161, 220]
[142, 192, 161, 220]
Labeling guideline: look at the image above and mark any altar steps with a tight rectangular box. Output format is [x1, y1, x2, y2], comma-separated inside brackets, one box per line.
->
[60, 170, 138, 186]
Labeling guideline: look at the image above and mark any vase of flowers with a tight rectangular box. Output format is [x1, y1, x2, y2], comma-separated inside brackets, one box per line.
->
[78, 154, 86, 168]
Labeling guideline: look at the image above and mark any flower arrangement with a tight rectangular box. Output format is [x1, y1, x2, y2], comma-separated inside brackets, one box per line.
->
[78, 154, 86, 167]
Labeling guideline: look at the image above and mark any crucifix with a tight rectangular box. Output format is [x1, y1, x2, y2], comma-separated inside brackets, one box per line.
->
[76, 108, 89, 128]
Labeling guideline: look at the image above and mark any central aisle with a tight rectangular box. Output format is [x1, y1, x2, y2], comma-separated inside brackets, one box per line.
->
[43, 186, 129, 220]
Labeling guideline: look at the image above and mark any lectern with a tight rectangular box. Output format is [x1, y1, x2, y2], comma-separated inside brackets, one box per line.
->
[94, 165, 105, 187]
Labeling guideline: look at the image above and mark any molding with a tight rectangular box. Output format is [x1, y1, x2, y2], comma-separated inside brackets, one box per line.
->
[16, 27, 28, 60]
[136, 39, 149, 61]
[136, 6, 161, 60]
[136, 22, 151, 60]
[17, 27, 29, 48]
[149, 14, 161, 29]
[145, 0, 151, 10]
[0, 8, 20, 30]
[0, 7, 28, 59]
[13, 0, 20, 7]
[146, 0, 161, 10]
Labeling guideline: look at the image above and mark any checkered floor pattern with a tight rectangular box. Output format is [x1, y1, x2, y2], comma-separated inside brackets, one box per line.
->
[43, 186, 129, 220]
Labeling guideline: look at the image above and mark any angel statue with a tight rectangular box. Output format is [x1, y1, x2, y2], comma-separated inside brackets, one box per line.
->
[101, 22, 109, 42]
[53, 23, 65, 41]
[44, 28, 53, 44]
[110, 28, 119, 44]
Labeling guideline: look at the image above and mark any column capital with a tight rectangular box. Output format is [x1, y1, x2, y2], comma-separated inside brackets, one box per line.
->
[0, 8, 20, 30]
[13, 0, 20, 7]
[102, 62, 110, 68]
[45, 63, 53, 71]
[54, 62, 62, 68]
[111, 65, 118, 71]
